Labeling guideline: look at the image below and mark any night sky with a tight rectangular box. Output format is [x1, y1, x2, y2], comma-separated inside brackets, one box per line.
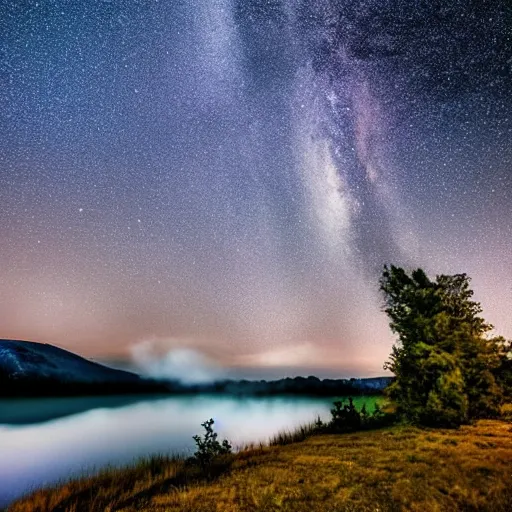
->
[1, 0, 511, 377]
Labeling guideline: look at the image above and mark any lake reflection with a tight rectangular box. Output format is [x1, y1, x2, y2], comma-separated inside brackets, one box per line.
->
[0, 394, 333, 506]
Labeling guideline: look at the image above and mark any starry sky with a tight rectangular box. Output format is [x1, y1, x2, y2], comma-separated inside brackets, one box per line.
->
[1, 0, 511, 377]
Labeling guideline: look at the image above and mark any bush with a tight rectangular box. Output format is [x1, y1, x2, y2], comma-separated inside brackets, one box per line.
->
[330, 397, 362, 430]
[192, 418, 232, 469]
[328, 398, 392, 432]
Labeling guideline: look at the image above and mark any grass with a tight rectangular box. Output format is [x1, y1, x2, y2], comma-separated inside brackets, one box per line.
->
[268, 420, 321, 447]
[10, 415, 512, 512]
[501, 402, 512, 421]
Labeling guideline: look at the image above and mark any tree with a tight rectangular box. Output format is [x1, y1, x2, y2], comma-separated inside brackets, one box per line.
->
[380, 265, 506, 426]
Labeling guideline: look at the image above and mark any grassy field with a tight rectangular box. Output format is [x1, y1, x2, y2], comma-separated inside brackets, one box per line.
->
[9, 413, 512, 512]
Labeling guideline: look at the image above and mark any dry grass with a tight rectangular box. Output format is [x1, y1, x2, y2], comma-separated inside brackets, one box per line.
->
[268, 420, 321, 447]
[501, 402, 512, 421]
[10, 418, 512, 512]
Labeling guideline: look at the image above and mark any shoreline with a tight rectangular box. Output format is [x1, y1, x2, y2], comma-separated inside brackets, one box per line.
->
[8, 417, 512, 511]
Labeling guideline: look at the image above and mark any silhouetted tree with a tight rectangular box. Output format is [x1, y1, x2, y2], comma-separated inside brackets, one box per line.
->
[192, 419, 232, 469]
[380, 265, 507, 426]
[330, 397, 362, 430]
[328, 398, 390, 431]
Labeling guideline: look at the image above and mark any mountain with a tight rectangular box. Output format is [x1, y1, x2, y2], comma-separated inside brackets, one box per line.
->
[0, 339, 165, 397]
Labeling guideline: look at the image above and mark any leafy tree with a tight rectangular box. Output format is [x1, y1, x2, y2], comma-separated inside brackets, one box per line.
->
[380, 265, 506, 426]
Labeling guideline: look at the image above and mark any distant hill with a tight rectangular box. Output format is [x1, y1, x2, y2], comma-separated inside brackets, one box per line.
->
[0, 339, 165, 396]
[174, 375, 393, 396]
[0, 339, 392, 397]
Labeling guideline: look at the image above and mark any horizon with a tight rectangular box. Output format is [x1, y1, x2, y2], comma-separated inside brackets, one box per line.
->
[1, 1, 511, 376]
[0, 337, 391, 380]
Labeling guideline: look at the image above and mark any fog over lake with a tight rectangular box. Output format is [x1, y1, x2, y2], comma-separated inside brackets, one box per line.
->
[0, 394, 380, 507]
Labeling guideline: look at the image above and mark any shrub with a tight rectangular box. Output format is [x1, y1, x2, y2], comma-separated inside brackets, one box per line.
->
[328, 398, 392, 432]
[330, 397, 362, 430]
[192, 418, 232, 468]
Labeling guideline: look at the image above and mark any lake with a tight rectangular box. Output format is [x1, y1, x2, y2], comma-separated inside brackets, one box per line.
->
[0, 394, 379, 507]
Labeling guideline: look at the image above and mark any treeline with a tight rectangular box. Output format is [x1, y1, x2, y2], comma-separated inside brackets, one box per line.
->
[163, 375, 392, 397]
[0, 373, 392, 398]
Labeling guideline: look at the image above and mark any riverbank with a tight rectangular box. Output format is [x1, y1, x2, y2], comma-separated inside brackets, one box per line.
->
[10, 416, 512, 511]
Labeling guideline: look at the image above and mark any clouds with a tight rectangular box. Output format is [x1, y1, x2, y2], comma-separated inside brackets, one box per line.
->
[131, 339, 225, 384]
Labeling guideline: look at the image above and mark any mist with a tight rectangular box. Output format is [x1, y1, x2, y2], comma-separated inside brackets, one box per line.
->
[130, 340, 225, 384]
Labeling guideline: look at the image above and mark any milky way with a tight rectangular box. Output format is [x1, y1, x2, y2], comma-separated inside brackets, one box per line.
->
[1, 0, 511, 376]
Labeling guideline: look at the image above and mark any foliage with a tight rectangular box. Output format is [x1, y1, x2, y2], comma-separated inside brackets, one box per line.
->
[192, 418, 232, 468]
[496, 339, 512, 399]
[330, 397, 362, 430]
[268, 398, 393, 444]
[380, 265, 509, 426]
[328, 397, 392, 431]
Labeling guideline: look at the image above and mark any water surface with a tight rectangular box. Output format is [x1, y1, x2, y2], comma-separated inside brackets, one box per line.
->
[0, 394, 379, 507]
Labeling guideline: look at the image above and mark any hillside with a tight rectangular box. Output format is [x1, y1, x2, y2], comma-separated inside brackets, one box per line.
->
[0, 339, 164, 396]
[10, 418, 512, 511]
